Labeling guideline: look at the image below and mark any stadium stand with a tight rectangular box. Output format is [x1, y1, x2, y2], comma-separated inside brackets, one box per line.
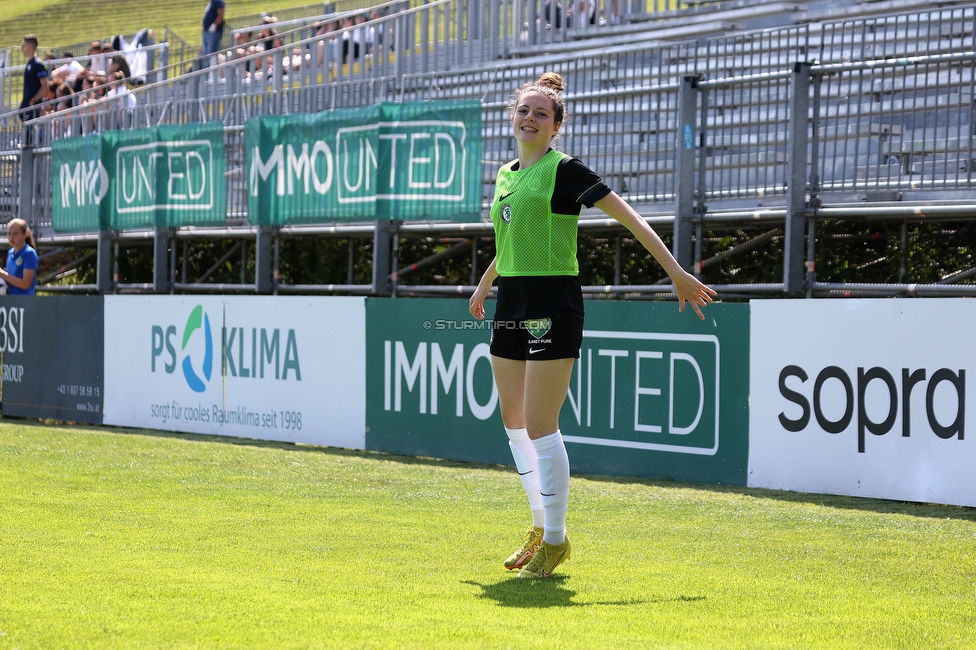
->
[2, 0, 976, 295]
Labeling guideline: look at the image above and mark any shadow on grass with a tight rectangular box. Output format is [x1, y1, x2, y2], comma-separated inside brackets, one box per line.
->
[13, 418, 976, 523]
[461, 578, 705, 609]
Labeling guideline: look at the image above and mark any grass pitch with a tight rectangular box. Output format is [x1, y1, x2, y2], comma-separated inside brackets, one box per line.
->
[0, 421, 974, 649]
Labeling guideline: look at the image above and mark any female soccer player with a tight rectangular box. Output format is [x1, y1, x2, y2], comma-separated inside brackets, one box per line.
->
[469, 72, 716, 578]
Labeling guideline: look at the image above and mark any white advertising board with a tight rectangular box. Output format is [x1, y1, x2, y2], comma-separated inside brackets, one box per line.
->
[749, 299, 975, 507]
[104, 296, 366, 449]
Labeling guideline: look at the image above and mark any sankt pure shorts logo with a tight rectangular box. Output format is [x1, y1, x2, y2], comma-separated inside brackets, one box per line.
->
[525, 317, 552, 340]
[182, 305, 213, 393]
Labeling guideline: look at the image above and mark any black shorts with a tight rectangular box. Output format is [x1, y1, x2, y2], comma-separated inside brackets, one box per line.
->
[489, 307, 584, 361]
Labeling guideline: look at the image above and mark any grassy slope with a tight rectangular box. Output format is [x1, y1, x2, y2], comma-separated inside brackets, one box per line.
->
[0, 0, 334, 52]
[0, 421, 974, 649]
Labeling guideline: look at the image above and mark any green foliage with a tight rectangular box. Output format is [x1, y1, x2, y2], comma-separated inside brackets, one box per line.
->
[0, 0, 351, 51]
[1, 421, 974, 648]
[278, 237, 373, 285]
[396, 236, 495, 287]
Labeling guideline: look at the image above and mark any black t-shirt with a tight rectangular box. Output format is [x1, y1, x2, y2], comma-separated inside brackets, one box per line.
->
[21, 57, 47, 110]
[494, 153, 611, 320]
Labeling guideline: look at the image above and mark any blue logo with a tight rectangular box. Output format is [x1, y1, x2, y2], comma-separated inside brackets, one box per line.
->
[181, 305, 213, 393]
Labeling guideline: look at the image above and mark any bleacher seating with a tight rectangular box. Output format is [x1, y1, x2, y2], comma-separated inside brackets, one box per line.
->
[3, 0, 976, 235]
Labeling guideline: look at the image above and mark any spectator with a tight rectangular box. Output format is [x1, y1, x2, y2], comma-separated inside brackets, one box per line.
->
[86, 41, 106, 73]
[568, 0, 597, 26]
[20, 35, 49, 122]
[315, 20, 341, 68]
[0, 219, 39, 295]
[72, 69, 93, 95]
[253, 16, 282, 77]
[55, 82, 75, 111]
[51, 52, 85, 87]
[543, 0, 565, 29]
[43, 78, 62, 114]
[200, 0, 226, 68]
[113, 29, 154, 84]
[341, 15, 364, 63]
[106, 71, 136, 110]
[108, 54, 131, 80]
[257, 14, 282, 51]
[233, 29, 257, 78]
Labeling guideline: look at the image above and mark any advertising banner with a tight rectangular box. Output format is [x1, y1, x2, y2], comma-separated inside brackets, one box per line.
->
[51, 123, 227, 232]
[103, 296, 366, 449]
[246, 101, 482, 224]
[749, 299, 976, 507]
[50, 134, 103, 233]
[366, 298, 750, 484]
[0, 296, 104, 423]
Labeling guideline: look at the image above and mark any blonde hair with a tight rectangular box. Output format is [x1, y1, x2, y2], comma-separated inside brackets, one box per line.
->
[7, 218, 36, 249]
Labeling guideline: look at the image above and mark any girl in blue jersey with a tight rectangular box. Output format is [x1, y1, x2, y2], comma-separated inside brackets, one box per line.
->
[469, 72, 716, 579]
[0, 219, 38, 295]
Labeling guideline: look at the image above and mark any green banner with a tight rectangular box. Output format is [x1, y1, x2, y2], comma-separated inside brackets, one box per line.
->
[246, 101, 483, 224]
[51, 134, 105, 233]
[51, 124, 227, 232]
[365, 298, 751, 485]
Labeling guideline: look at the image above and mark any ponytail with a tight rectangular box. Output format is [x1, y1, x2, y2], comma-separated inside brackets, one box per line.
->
[8, 218, 35, 249]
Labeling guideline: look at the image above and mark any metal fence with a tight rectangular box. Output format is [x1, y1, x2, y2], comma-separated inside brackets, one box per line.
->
[0, 42, 175, 115]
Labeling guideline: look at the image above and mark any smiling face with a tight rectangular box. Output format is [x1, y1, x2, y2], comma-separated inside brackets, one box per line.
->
[511, 90, 561, 149]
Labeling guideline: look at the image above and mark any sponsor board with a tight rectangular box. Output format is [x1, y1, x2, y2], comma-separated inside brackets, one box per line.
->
[0, 296, 104, 423]
[366, 298, 749, 483]
[749, 299, 975, 506]
[103, 296, 365, 449]
[246, 101, 482, 224]
[51, 124, 226, 232]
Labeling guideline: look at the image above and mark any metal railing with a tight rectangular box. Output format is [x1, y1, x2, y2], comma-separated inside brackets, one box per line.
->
[0, 42, 174, 115]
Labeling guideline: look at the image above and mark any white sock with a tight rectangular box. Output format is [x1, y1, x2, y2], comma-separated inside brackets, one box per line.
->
[505, 427, 545, 529]
[532, 430, 570, 546]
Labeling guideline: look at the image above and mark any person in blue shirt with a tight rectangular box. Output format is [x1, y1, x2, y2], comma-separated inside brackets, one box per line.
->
[20, 35, 49, 123]
[199, 0, 226, 68]
[0, 219, 39, 295]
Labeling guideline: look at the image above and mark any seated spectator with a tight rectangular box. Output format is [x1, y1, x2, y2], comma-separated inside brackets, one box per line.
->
[51, 53, 86, 86]
[71, 69, 93, 95]
[568, 0, 597, 26]
[85, 42, 104, 72]
[235, 28, 255, 75]
[253, 16, 282, 76]
[106, 71, 136, 110]
[55, 82, 75, 111]
[42, 78, 62, 114]
[108, 54, 131, 80]
[257, 15, 282, 51]
[543, 0, 565, 29]
[341, 16, 363, 62]
[315, 20, 341, 68]
[284, 47, 307, 72]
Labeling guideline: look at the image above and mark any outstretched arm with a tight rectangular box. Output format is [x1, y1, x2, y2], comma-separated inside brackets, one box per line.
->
[594, 192, 717, 319]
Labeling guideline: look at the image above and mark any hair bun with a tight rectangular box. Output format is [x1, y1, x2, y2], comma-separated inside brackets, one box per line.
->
[537, 72, 564, 93]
